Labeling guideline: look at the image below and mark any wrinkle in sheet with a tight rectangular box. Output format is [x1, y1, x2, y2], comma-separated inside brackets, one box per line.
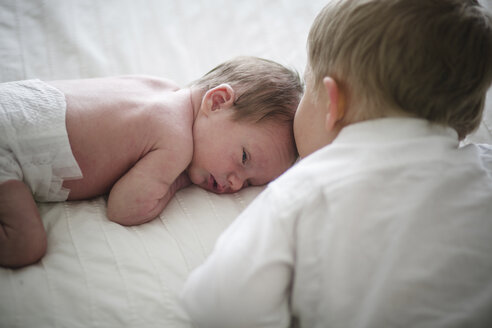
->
[6, 269, 23, 328]
[158, 212, 194, 273]
[204, 191, 223, 226]
[131, 226, 176, 319]
[39, 256, 57, 328]
[232, 191, 249, 212]
[134, 225, 191, 324]
[98, 217, 139, 325]
[64, 201, 96, 327]
[175, 192, 208, 260]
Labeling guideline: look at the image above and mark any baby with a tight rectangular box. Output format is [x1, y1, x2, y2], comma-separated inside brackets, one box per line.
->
[0, 56, 303, 268]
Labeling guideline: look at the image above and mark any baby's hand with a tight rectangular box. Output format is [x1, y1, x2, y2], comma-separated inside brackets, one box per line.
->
[171, 172, 192, 194]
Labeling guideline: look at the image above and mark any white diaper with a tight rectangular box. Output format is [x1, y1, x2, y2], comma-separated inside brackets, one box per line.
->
[0, 79, 82, 202]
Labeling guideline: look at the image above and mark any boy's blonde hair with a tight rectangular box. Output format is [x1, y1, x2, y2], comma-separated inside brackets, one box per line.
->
[192, 56, 303, 124]
[308, 0, 492, 139]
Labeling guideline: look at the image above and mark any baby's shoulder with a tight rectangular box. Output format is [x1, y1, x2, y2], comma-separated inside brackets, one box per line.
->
[117, 75, 180, 92]
[148, 109, 193, 165]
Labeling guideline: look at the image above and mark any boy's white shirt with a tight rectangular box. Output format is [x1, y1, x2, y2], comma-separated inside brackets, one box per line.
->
[181, 117, 492, 328]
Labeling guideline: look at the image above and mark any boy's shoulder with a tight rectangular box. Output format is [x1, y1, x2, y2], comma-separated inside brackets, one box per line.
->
[267, 148, 335, 205]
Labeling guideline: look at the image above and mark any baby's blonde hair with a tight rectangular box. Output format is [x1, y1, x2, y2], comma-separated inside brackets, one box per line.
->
[192, 56, 303, 124]
[308, 0, 492, 139]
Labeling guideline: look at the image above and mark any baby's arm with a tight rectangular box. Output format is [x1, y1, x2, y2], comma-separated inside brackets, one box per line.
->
[106, 149, 191, 226]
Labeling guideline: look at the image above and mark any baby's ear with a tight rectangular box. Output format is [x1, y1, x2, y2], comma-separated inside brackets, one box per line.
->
[323, 77, 345, 132]
[202, 84, 235, 113]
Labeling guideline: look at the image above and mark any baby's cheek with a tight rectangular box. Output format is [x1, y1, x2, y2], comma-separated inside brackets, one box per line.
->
[184, 167, 197, 184]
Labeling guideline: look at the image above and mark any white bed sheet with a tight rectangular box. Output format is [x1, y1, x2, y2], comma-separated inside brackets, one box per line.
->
[0, 186, 262, 327]
[0, 0, 491, 327]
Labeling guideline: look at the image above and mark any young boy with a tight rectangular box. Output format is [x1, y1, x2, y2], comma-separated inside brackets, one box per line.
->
[0, 56, 303, 268]
[181, 1, 492, 327]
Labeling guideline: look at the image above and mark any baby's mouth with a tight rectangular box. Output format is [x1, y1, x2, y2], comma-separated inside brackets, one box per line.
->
[208, 174, 218, 192]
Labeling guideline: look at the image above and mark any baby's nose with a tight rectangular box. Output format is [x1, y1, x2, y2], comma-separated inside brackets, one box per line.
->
[227, 172, 245, 192]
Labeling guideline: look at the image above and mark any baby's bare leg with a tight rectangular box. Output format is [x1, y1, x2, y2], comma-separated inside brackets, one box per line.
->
[0, 180, 47, 268]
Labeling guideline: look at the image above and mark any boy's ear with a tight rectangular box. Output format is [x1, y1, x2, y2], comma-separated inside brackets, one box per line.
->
[202, 83, 235, 114]
[322, 76, 345, 132]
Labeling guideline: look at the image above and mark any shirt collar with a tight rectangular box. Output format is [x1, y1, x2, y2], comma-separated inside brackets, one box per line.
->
[332, 118, 459, 146]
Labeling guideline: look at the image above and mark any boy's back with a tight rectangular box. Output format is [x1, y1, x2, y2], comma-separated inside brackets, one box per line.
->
[284, 118, 492, 326]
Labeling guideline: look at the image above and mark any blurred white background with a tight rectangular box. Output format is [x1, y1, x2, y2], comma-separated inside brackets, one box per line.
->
[0, 0, 327, 84]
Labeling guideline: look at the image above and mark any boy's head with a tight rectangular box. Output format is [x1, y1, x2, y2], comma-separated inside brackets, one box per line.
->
[187, 56, 304, 193]
[298, 0, 492, 155]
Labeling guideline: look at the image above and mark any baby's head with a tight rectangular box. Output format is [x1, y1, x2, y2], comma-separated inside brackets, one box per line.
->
[301, 0, 492, 148]
[188, 56, 304, 193]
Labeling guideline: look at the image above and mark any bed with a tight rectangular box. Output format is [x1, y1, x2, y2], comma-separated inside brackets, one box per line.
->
[0, 1, 491, 327]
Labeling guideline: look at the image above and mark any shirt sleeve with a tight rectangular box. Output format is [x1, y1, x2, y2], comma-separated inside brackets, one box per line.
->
[180, 186, 295, 328]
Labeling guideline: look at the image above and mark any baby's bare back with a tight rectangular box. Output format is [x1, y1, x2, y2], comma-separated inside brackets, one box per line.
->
[49, 76, 193, 200]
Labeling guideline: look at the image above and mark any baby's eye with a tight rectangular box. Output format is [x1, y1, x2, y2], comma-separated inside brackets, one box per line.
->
[242, 149, 248, 165]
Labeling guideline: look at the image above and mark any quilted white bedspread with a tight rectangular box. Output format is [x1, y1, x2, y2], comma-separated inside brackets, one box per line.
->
[0, 0, 491, 327]
[0, 186, 262, 327]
